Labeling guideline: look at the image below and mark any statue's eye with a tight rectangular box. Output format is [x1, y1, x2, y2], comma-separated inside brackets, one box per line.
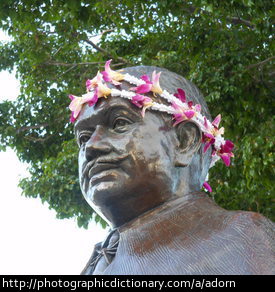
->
[78, 133, 91, 146]
[113, 118, 131, 132]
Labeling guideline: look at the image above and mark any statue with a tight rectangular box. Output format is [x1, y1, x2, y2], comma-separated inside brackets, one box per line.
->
[69, 61, 274, 275]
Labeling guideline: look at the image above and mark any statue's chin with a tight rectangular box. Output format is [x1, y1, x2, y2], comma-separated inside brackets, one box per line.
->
[86, 182, 139, 228]
[83, 167, 125, 196]
[82, 167, 178, 227]
[89, 181, 125, 205]
[84, 169, 130, 207]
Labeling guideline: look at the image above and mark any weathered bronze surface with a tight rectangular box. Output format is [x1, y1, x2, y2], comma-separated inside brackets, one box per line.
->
[75, 66, 274, 275]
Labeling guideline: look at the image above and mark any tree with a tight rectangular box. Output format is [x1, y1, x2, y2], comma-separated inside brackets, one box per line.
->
[0, 0, 273, 228]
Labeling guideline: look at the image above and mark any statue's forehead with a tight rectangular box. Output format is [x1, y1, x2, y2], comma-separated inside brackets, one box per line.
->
[74, 96, 141, 130]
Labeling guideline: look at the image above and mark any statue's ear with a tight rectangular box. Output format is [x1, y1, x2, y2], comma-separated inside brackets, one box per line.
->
[174, 121, 202, 167]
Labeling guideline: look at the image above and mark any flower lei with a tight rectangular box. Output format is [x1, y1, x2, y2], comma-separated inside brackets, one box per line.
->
[69, 60, 234, 192]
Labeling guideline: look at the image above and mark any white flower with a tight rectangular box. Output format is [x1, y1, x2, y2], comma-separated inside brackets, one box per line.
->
[123, 73, 145, 86]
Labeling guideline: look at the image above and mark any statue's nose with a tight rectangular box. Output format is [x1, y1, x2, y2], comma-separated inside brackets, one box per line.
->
[85, 125, 112, 161]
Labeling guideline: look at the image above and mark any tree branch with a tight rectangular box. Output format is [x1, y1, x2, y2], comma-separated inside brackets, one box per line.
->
[181, 4, 254, 29]
[90, 28, 116, 38]
[247, 56, 275, 69]
[24, 135, 53, 142]
[16, 123, 49, 134]
[44, 61, 105, 67]
[52, 46, 63, 58]
[83, 39, 129, 65]
[60, 64, 77, 76]
[43, 61, 125, 72]
[181, 4, 196, 14]
[228, 17, 254, 28]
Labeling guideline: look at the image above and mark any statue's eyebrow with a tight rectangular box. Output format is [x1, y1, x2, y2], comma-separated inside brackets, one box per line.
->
[74, 104, 141, 134]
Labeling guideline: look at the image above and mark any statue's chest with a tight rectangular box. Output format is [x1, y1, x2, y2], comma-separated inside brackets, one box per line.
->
[97, 224, 251, 275]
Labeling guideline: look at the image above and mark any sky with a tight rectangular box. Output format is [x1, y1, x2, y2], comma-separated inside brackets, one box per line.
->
[0, 31, 108, 275]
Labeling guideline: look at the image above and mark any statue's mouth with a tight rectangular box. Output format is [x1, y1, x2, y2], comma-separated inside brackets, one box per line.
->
[88, 162, 119, 179]
[81, 154, 129, 186]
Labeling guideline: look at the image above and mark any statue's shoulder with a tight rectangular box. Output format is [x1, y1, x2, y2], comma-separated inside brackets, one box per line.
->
[198, 196, 274, 237]
[221, 209, 275, 273]
[224, 209, 274, 235]
[191, 204, 274, 274]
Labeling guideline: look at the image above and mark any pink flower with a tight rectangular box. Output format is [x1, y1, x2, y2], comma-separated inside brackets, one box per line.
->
[184, 110, 196, 119]
[202, 115, 225, 152]
[174, 89, 201, 113]
[203, 115, 234, 166]
[131, 94, 153, 117]
[135, 82, 152, 94]
[86, 72, 102, 91]
[90, 71, 112, 100]
[172, 102, 195, 126]
[133, 74, 152, 94]
[131, 94, 149, 108]
[204, 115, 222, 132]
[141, 75, 151, 83]
[69, 95, 84, 121]
[174, 88, 186, 103]
[70, 112, 77, 123]
[88, 93, 98, 107]
[212, 114, 221, 128]
[218, 140, 234, 166]
[203, 116, 212, 131]
[95, 81, 112, 99]
[203, 181, 212, 192]
[211, 115, 224, 136]
[151, 71, 163, 95]
[101, 59, 124, 85]
[188, 101, 193, 108]
[68, 93, 94, 122]
[133, 71, 163, 95]
[202, 132, 215, 153]
[195, 104, 201, 112]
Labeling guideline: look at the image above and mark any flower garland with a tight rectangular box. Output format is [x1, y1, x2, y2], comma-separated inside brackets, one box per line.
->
[69, 60, 234, 192]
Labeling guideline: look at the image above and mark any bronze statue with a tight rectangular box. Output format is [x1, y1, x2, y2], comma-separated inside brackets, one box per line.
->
[71, 63, 274, 275]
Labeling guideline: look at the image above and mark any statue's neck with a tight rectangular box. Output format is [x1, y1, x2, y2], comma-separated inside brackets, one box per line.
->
[116, 192, 204, 232]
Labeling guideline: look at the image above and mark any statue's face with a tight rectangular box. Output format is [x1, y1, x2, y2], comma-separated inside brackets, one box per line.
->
[75, 97, 178, 227]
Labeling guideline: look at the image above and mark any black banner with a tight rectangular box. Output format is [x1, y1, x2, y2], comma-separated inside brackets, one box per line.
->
[0, 275, 272, 291]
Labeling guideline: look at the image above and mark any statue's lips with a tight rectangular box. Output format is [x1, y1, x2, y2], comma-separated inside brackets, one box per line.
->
[88, 162, 119, 179]
[83, 155, 129, 181]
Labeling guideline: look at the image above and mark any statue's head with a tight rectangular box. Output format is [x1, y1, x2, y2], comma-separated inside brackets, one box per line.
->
[72, 61, 233, 227]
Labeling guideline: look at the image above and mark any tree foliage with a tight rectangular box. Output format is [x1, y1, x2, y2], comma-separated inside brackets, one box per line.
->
[0, 0, 274, 228]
